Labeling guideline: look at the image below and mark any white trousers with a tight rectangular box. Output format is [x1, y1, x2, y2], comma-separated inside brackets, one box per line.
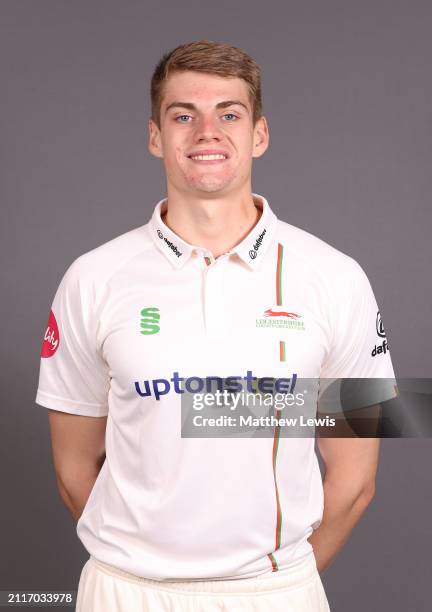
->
[76, 552, 331, 612]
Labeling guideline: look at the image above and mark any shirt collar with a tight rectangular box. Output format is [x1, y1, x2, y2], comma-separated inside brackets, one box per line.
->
[148, 193, 278, 270]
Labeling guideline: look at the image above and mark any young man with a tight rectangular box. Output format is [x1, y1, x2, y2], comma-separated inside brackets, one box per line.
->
[36, 40, 396, 611]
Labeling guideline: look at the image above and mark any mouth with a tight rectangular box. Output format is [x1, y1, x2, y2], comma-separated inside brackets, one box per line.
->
[187, 151, 229, 164]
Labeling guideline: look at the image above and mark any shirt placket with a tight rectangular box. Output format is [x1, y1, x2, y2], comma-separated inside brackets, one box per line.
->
[202, 253, 227, 338]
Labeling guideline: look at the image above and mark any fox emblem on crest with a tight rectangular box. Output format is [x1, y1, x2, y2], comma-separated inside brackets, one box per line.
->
[264, 309, 300, 319]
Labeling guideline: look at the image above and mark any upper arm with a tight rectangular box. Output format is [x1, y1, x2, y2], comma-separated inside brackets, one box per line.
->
[48, 409, 107, 488]
[320, 258, 396, 385]
[36, 257, 110, 418]
[315, 258, 394, 498]
[316, 429, 380, 499]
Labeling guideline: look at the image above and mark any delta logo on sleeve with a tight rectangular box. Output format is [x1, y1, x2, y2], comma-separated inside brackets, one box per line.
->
[371, 310, 389, 357]
[41, 310, 60, 357]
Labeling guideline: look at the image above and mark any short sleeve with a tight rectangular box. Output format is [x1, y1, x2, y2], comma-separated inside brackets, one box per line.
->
[318, 259, 397, 411]
[35, 257, 110, 416]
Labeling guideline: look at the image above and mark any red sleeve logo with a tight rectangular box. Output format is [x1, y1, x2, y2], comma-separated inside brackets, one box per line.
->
[41, 310, 60, 357]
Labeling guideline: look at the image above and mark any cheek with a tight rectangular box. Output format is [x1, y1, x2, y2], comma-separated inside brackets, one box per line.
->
[236, 138, 254, 165]
[160, 128, 182, 157]
[175, 146, 186, 164]
[234, 129, 254, 153]
[161, 142, 184, 171]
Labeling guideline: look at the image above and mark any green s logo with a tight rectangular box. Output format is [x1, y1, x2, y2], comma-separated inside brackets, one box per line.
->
[140, 307, 160, 335]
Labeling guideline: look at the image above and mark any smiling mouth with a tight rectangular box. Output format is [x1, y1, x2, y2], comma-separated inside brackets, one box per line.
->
[187, 153, 228, 163]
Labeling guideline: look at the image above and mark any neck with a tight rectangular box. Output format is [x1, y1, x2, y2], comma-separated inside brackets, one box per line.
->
[161, 186, 262, 258]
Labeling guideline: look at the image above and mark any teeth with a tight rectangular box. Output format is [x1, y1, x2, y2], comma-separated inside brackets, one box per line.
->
[190, 154, 226, 160]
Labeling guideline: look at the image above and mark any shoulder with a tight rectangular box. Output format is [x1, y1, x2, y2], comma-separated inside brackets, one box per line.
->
[59, 223, 152, 291]
[275, 218, 368, 284]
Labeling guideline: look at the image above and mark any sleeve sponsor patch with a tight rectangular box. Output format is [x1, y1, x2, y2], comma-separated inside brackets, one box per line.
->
[41, 309, 60, 358]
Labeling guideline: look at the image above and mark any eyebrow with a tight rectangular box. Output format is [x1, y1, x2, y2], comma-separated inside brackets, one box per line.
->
[164, 100, 250, 114]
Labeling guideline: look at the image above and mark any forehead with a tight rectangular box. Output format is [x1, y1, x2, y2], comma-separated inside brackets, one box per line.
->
[161, 71, 251, 109]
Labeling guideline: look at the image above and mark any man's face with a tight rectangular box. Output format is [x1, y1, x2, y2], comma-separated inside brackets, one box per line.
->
[148, 71, 268, 195]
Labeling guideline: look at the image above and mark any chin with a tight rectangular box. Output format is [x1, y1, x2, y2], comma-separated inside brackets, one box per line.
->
[186, 173, 236, 193]
[193, 181, 229, 192]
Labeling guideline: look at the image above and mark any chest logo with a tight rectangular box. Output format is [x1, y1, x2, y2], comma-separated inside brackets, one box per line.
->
[256, 307, 305, 330]
[140, 307, 160, 335]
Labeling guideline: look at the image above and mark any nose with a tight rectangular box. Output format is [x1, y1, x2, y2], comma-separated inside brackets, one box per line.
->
[194, 115, 223, 143]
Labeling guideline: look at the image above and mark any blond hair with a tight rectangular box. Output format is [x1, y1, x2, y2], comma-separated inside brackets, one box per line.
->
[150, 40, 263, 127]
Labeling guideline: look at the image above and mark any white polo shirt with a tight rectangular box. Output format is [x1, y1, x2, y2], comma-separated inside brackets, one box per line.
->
[36, 194, 396, 580]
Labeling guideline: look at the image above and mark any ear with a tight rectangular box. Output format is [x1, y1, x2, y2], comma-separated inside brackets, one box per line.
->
[148, 118, 164, 159]
[252, 115, 269, 158]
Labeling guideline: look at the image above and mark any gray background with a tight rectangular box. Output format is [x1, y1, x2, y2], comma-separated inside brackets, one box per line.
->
[1, 0, 431, 610]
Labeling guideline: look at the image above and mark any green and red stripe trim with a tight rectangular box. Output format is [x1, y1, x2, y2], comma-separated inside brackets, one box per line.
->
[276, 243, 283, 306]
[279, 340, 286, 362]
[267, 242, 285, 571]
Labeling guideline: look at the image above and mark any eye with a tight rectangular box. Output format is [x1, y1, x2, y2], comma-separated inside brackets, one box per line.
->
[175, 115, 192, 123]
[222, 113, 238, 121]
